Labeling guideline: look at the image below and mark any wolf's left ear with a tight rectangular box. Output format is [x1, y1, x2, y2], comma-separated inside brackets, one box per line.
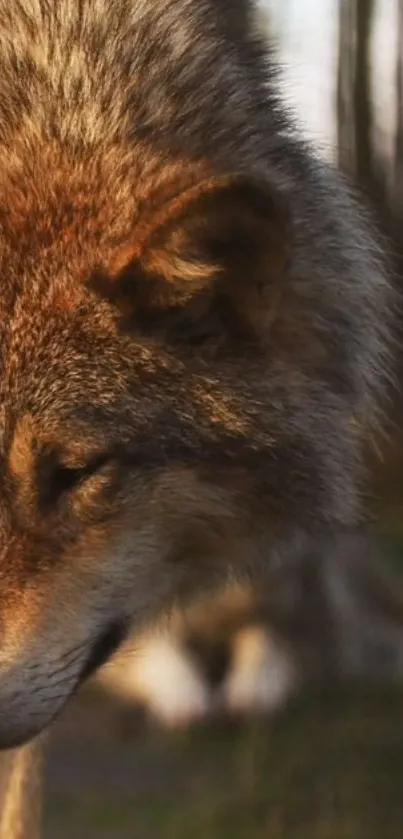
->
[97, 174, 291, 341]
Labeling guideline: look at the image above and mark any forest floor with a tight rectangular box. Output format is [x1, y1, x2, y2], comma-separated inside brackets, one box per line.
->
[44, 679, 403, 839]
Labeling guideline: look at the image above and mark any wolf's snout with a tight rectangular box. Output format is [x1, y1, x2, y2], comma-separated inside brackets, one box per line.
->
[0, 622, 127, 749]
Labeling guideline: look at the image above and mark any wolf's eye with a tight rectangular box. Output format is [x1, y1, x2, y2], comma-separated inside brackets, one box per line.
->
[41, 451, 112, 504]
[52, 463, 92, 496]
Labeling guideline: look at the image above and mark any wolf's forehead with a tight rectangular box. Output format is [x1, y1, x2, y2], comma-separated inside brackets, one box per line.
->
[0, 176, 131, 268]
[0, 295, 116, 414]
[0, 141, 186, 295]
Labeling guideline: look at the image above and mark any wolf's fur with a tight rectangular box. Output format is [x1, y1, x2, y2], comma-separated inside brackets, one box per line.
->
[0, 0, 393, 767]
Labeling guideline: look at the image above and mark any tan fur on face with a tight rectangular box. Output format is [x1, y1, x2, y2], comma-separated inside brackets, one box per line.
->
[8, 416, 35, 481]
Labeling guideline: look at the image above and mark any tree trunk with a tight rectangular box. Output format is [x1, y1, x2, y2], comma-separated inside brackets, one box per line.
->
[354, 0, 375, 185]
[337, 0, 389, 208]
[393, 0, 403, 221]
[337, 0, 357, 174]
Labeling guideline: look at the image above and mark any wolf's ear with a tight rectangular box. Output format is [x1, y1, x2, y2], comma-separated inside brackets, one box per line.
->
[95, 175, 291, 343]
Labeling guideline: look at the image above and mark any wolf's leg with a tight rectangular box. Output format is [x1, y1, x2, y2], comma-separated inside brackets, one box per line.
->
[98, 632, 211, 728]
[221, 625, 298, 715]
[0, 741, 42, 839]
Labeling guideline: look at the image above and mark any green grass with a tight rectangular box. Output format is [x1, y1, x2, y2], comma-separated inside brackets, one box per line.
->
[45, 687, 403, 839]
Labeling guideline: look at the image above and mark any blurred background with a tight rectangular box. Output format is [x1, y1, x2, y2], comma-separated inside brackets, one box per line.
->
[44, 2, 403, 837]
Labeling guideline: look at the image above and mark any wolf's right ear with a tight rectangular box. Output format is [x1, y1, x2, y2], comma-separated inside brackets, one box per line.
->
[91, 174, 291, 343]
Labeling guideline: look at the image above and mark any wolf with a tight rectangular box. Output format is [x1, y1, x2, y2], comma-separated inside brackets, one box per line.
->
[0, 0, 393, 763]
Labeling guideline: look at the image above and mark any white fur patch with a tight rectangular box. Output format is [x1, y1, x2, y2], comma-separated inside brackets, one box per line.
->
[99, 634, 211, 728]
[221, 626, 298, 715]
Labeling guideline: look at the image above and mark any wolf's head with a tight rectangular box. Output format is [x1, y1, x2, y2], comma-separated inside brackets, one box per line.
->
[0, 0, 392, 747]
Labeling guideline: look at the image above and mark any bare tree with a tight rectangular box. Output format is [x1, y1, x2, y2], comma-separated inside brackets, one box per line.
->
[393, 0, 403, 221]
[337, 0, 357, 174]
[354, 0, 376, 185]
[338, 0, 389, 209]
